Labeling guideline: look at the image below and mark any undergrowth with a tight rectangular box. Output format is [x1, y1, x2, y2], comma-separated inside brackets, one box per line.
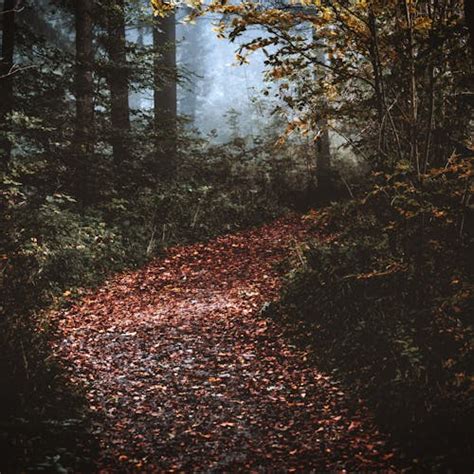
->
[0, 135, 311, 471]
[275, 154, 474, 470]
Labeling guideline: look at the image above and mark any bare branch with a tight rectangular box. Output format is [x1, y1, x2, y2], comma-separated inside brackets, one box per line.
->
[0, 63, 35, 80]
[0, 0, 24, 15]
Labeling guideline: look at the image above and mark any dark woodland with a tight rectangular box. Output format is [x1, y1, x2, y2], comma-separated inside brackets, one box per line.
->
[0, 0, 473, 471]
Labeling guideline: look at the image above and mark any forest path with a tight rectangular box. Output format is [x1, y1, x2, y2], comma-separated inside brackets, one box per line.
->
[54, 215, 397, 471]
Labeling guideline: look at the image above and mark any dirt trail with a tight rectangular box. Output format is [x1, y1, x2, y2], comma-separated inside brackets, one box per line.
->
[54, 215, 397, 471]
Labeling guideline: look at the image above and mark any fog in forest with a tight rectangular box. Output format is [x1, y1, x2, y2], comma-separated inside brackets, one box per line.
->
[2, 1, 473, 472]
[178, 18, 274, 142]
[26, 1, 275, 143]
[129, 13, 275, 142]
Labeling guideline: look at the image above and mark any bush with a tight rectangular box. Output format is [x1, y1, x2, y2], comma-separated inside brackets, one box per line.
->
[0, 134, 299, 470]
[275, 154, 474, 466]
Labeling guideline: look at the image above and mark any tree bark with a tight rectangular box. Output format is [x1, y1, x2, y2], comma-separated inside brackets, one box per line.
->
[465, 0, 474, 62]
[0, 0, 16, 168]
[404, 0, 419, 176]
[74, 0, 94, 155]
[153, 11, 177, 179]
[423, 0, 439, 174]
[312, 31, 332, 203]
[104, 0, 130, 165]
[368, 8, 387, 155]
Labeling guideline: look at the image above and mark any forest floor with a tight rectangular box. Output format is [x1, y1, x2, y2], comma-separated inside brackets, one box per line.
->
[52, 214, 400, 471]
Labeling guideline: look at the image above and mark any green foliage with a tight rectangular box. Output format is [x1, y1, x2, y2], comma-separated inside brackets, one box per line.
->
[276, 154, 473, 463]
[1, 0, 472, 469]
[0, 5, 313, 469]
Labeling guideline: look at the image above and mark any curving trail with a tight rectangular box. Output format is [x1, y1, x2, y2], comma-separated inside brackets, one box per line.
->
[54, 215, 398, 472]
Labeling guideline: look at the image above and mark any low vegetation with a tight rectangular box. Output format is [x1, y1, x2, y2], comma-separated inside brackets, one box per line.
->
[275, 155, 473, 468]
[1, 0, 473, 470]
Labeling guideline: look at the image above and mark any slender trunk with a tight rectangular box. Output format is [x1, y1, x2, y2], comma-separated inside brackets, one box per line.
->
[312, 31, 331, 203]
[423, 0, 439, 174]
[105, 0, 130, 165]
[74, 0, 94, 155]
[404, 0, 419, 177]
[316, 124, 331, 199]
[0, 0, 16, 167]
[465, 0, 474, 62]
[423, 70, 435, 171]
[73, 0, 95, 201]
[368, 8, 388, 156]
[153, 11, 177, 179]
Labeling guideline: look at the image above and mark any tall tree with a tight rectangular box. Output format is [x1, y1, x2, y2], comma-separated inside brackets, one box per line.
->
[153, 11, 177, 179]
[315, 121, 331, 201]
[0, 0, 16, 167]
[313, 32, 332, 202]
[74, 0, 94, 156]
[103, 0, 131, 165]
[466, 0, 474, 62]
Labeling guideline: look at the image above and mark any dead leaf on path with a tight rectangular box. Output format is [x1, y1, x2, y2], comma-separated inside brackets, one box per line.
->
[52, 215, 398, 471]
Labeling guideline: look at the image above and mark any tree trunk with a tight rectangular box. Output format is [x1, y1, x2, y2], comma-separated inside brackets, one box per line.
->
[368, 8, 388, 156]
[0, 0, 16, 168]
[104, 0, 130, 165]
[312, 31, 332, 203]
[465, 0, 474, 62]
[153, 11, 177, 179]
[423, 0, 439, 174]
[404, 0, 419, 176]
[315, 124, 332, 202]
[74, 0, 94, 155]
[73, 0, 95, 201]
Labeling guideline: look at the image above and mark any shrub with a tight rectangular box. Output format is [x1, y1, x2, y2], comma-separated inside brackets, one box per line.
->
[276, 154, 474, 465]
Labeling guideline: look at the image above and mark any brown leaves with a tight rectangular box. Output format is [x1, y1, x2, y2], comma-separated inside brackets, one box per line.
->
[348, 420, 361, 432]
[52, 214, 398, 471]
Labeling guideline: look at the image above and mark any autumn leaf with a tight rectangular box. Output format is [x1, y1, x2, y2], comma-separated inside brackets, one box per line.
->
[52, 215, 397, 471]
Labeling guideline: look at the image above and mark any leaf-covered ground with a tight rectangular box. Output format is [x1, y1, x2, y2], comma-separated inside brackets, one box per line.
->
[53, 215, 399, 471]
